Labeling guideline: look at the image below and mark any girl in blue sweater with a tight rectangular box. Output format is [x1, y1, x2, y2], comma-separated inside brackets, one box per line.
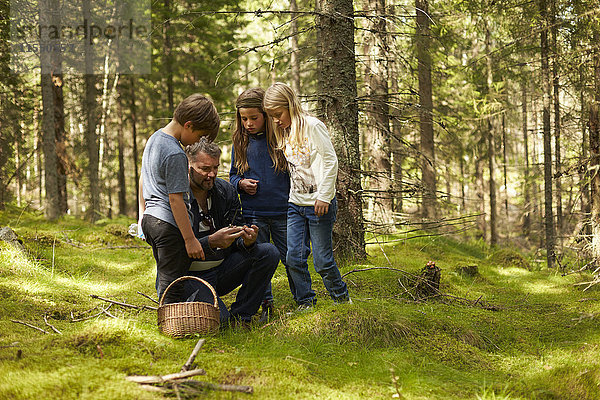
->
[229, 88, 292, 321]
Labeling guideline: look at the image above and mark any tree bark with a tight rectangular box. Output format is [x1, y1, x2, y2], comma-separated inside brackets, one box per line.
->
[317, 0, 366, 260]
[365, 0, 392, 223]
[54, 73, 67, 214]
[289, 0, 301, 95]
[39, 0, 60, 220]
[164, 0, 174, 114]
[416, 0, 436, 220]
[540, 0, 555, 268]
[590, 30, 600, 263]
[485, 26, 497, 246]
[83, 1, 100, 221]
[130, 77, 140, 220]
[117, 93, 127, 216]
[551, 0, 562, 233]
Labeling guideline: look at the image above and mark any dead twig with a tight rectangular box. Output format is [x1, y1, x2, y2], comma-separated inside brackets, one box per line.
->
[181, 338, 206, 372]
[10, 320, 50, 334]
[89, 294, 157, 311]
[180, 380, 254, 394]
[43, 314, 62, 334]
[70, 305, 112, 322]
[125, 369, 207, 384]
[137, 291, 159, 305]
[100, 306, 117, 319]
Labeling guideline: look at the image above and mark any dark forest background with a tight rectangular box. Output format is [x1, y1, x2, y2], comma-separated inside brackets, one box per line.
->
[1, 0, 600, 270]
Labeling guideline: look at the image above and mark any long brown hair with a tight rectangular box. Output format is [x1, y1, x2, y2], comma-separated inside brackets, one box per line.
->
[232, 88, 287, 173]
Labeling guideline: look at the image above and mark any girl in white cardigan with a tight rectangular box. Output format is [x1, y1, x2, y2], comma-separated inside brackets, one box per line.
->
[263, 82, 350, 309]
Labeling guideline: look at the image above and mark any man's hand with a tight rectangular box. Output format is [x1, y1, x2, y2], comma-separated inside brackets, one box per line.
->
[208, 226, 245, 249]
[314, 200, 330, 217]
[241, 225, 259, 248]
[185, 237, 205, 259]
[239, 179, 259, 195]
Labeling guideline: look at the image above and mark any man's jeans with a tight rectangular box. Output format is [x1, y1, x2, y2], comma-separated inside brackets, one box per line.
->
[185, 243, 279, 322]
[246, 215, 295, 302]
[286, 198, 349, 305]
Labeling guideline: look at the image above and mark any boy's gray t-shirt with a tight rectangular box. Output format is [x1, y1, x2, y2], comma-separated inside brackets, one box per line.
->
[141, 130, 191, 228]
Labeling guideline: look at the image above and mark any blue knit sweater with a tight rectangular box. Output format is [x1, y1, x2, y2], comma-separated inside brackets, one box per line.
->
[229, 133, 290, 218]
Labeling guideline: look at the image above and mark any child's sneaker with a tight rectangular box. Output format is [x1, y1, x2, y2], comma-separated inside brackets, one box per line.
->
[296, 303, 314, 312]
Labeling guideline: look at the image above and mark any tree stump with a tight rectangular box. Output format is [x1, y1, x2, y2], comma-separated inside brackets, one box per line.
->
[414, 261, 441, 299]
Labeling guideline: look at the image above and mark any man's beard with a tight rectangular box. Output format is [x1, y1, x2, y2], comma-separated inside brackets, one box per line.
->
[190, 169, 214, 191]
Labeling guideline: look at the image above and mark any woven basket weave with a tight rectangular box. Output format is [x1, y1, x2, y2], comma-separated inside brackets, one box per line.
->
[157, 276, 220, 337]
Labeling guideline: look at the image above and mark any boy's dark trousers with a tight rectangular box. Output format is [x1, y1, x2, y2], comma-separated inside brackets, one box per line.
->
[142, 214, 192, 304]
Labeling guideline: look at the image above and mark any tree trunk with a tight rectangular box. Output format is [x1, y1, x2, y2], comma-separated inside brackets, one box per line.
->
[390, 3, 403, 214]
[416, 0, 436, 220]
[130, 76, 140, 220]
[475, 154, 487, 240]
[289, 0, 301, 95]
[365, 0, 392, 223]
[83, 1, 100, 221]
[502, 113, 509, 223]
[317, 0, 366, 260]
[590, 31, 600, 263]
[551, 0, 562, 233]
[540, 0, 555, 268]
[164, 0, 174, 114]
[580, 85, 590, 237]
[39, 0, 60, 220]
[117, 93, 127, 216]
[485, 26, 497, 245]
[54, 73, 67, 214]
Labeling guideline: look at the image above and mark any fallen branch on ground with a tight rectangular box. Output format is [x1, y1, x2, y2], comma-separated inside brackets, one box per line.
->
[43, 314, 62, 334]
[137, 291, 159, 304]
[181, 338, 205, 372]
[90, 294, 157, 311]
[10, 320, 50, 334]
[126, 369, 207, 384]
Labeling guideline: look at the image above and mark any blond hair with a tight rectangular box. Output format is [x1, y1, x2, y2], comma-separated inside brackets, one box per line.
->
[263, 82, 308, 149]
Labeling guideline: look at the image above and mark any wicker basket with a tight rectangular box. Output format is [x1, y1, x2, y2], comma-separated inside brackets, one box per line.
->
[157, 276, 220, 337]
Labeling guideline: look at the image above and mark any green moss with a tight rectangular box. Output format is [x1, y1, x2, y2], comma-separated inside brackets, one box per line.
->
[1, 205, 600, 399]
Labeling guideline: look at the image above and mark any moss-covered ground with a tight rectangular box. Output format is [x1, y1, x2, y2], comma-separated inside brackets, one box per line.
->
[1, 204, 599, 399]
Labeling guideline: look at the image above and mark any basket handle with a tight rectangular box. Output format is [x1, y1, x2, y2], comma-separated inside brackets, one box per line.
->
[159, 275, 219, 308]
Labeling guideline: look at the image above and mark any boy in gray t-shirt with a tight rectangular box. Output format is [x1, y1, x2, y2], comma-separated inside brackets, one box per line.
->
[140, 94, 220, 304]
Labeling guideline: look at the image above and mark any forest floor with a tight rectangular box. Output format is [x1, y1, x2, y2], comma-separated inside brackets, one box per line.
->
[0, 204, 599, 399]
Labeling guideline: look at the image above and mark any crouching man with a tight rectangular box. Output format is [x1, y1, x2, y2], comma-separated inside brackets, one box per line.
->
[184, 138, 279, 328]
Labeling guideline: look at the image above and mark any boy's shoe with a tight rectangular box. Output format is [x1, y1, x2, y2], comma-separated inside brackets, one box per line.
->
[258, 300, 274, 324]
[296, 303, 314, 312]
[334, 296, 353, 305]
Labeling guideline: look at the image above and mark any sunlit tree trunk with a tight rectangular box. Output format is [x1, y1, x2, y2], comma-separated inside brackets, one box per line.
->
[40, 0, 60, 220]
[540, 0, 555, 267]
[522, 80, 531, 236]
[317, 0, 366, 260]
[365, 0, 392, 223]
[164, 0, 174, 113]
[416, 0, 436, 220]
[117, 94, 127, 216]
[130, 76, 140, 220]
[590, 31, 600, 263]
[289, 0, 301, 94]
[551, 0, 562, 233]
[485, 26, 497, 245]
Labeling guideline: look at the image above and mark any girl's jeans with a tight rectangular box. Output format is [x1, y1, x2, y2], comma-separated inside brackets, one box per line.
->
[285, 198, 349, 305]
[246, 215, 295, 303]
